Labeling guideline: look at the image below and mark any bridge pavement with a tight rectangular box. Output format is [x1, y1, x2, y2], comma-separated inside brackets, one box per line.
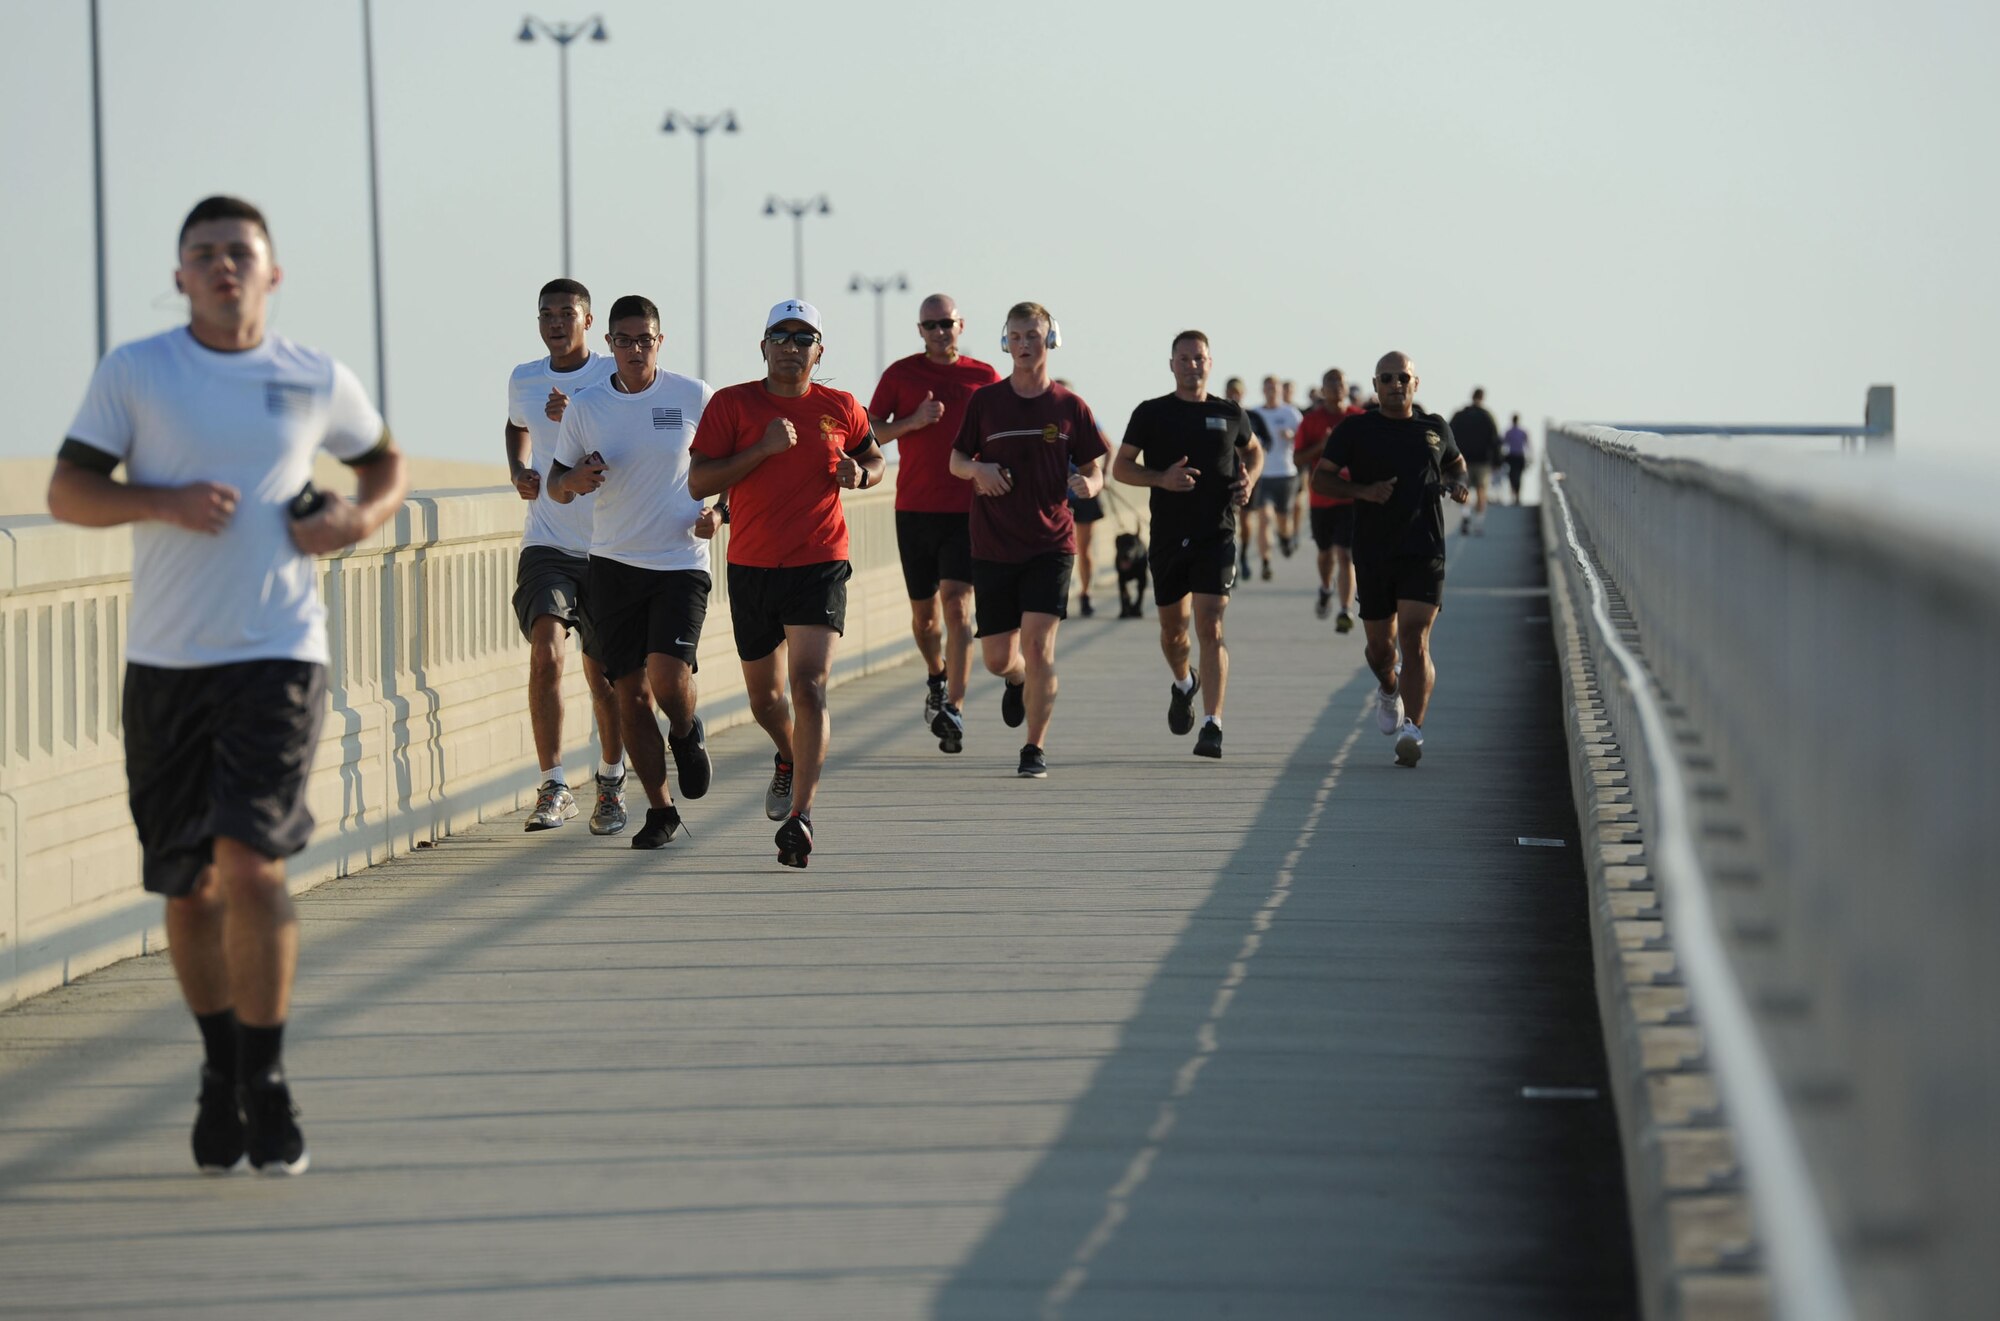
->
[0, 505, 1636, 1319]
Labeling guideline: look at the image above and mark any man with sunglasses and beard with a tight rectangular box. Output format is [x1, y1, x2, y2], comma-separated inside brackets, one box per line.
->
[866, 294, 1000, 754]
[1309, 351, 1470, 767]
[690, 301, 884, 868]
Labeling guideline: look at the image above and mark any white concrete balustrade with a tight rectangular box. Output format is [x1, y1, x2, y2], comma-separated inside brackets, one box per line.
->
[0, 483, 910, 1007]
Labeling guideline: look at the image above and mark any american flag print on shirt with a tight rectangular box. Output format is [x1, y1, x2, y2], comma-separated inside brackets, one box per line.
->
[653, 407, 683, 430]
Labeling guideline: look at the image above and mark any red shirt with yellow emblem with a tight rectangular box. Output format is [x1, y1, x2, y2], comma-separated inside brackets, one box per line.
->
[692, 380, 873, 567]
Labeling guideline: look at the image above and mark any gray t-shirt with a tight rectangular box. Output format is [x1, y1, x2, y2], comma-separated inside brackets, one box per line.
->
[65, 327, 384, 667]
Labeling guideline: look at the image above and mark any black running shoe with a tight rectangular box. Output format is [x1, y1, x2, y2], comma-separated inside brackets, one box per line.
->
[242, 1068, 308, 1176]
[932, 702, 965, 754]
[1167, 675, 1200, 736]
[1079, 592, 1095, 618]
[1194, 722, 1223, 759]
[632, 805, 683, 849]
[1315, 588, 1332, 620]
[776, 813, 814, 868]
[1260, 559, 1273, 581]
[666, 716, 712, 800]
[192, 1064, 245, 1174]
[1001, 680, 1026, 728]
[1017, 744, 1048, 778]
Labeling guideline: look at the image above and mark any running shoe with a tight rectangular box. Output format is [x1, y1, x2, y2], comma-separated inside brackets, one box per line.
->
[1261, 559, 1274, 581]
[242, 1068, 309, 1176]
[776, 813, 814, 868]
[765, 756, 794, 822]
[632, 805, 683, 849]
[1194, 722, 1223, 759]
[1167, 674, 1201, 736]
[1315, 588, 1332, 620]
[666, 716, 712, 800]
[932, 702, 965, 755]
[589, 772, 627, 836]
[525, 779, 577, 832]
[1375, 683, 1404, 735]
[1336, 611, 1355, 635]
[192, 1064, 245, 1174]
[923, 675, 945, 727]
[1017, 744, 1049, 779]
[1001, 680, 1026, 729]
[1395, 720, 1425, 766]
[1460, 516, 1472, 537]
[1079, 592, 1095, 618]
[1281, 535, 1296, 558]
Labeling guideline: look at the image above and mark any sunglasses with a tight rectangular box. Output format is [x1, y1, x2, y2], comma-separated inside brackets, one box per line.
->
[918, 319, 961, 332]
[765, 329, 822, 348]
[1377, 372, 1412, 385]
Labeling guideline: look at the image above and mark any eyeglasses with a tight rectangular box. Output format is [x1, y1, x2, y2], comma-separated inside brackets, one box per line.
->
[918, 319, 960, 332]
[1377, 372, 1412, 385]
[610, 334, 661, 350]
[765, 329, 822, 348]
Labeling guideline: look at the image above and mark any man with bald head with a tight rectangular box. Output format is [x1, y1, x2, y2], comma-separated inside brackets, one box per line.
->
[868, 294, 1002, 753]
[1310, 351, 1470, 767]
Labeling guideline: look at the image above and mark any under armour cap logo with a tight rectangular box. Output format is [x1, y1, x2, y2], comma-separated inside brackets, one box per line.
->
[786, 303, 803, 314]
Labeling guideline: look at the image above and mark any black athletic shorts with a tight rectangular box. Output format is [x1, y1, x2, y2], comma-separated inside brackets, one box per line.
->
[512, 545, 599, 655]
[895, 510, 973, 601]
[728, 560, 852, 662]
[1068, 492, 1105, 524]
[1151, 533, 1237, 606]
[1252, 475, 1299, 510]
[123, 659, 329, 897]
[586, 556, 712, 679]
[1355, 555, 1447, 621]
[1309, 504, 1356, 551]
[972, 553, 1073, 637]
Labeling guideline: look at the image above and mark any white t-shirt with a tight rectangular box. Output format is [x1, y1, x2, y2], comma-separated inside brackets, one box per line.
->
[508, 351, 617, 555]
[552, 369, 713, 574]
[65, 327, 384, 669]
[1252, 405, 1304, 478]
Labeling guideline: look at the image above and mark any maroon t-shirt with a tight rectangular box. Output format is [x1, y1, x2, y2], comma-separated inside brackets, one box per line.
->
[868, 352, 1001, 514]
[951, 380, 1109, 563]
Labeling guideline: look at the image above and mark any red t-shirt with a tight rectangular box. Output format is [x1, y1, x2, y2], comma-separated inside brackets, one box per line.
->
[1297, 405, 1364, 508]
[951, 380, 1109, 563]
[868, 352, 1001, 515]
[691, 381, 872, 568]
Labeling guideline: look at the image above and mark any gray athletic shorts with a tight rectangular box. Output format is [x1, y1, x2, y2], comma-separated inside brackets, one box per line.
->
[512, 545, 599, 655]
[1252, 475, 1300, 509]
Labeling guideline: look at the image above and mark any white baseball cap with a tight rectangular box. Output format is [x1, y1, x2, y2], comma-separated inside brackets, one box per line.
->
[765, 299, 822, 333]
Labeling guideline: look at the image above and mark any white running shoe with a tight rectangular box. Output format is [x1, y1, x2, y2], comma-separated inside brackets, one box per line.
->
[1395, 720, 1425, 766]
[1374, 685, 1403, 735]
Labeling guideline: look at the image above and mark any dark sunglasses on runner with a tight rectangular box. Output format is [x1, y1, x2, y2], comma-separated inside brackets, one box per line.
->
[1378, 372, 1413, 384]
[765, 329, 822, 348]
[918, 318, 960, 331]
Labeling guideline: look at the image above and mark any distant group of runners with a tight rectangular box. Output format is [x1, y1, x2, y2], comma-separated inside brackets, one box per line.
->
[49, 194, 1518, 1176]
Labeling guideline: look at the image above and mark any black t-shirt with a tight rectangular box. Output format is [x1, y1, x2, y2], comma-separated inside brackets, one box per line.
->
[1322, 409, 1463, 560]
[1450, 404, 1500, 464]
[1121, 393, 1259, 545]
[1243, 407, 1271, 446]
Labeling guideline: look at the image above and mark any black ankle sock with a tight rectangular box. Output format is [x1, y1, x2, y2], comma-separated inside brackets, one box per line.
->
[928, 670, 946, 686]
[238, 1022, 285, 1084]
[195, 1008, 238, 1077]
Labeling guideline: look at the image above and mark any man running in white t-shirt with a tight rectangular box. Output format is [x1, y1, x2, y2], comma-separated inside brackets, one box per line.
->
[49, 195, 409, 1175]
[505, 279, 626, 835]
[1248, 376, 1303, 580]
[548, 295, 717, 850]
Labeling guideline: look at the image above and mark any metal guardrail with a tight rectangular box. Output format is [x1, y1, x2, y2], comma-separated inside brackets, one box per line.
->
[1544, 422, 1995, 1320]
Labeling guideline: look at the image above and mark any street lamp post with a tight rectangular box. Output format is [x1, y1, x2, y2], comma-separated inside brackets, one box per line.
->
[517, 13, 608, 276]
[848, 272, 909, 383]
[361, 0, 389, 413]
[762, 194, 831, 300]
[662, 110, 738, 381]
[89, 0, 107, 360]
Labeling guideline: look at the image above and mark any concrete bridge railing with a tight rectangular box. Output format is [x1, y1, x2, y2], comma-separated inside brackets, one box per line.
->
[0, 483, 919, 1007]
[1542, 426, 1995, 1321]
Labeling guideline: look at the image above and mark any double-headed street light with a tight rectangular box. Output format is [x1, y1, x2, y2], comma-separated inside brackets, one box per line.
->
[763, 194, 831, 300]
[848, 273, 909, 384]
[517, 14, 609, 276]
[663, 110, 738, 381]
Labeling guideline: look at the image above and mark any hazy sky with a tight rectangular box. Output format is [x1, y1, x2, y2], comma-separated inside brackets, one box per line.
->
[5, 0, 1992, 467]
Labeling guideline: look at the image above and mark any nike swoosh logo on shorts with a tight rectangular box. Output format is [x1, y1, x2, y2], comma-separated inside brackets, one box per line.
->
[674, 637, 694, 647]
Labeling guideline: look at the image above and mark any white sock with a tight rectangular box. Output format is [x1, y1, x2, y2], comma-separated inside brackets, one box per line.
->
[1203, 715, 1221, 729]
[598, 760, 623, 782]
[540, 764, 568, 787]
[1173, 673, 1195, 694]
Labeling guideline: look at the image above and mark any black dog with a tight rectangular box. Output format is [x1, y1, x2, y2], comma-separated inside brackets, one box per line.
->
[1114, 532, 1149, 618]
